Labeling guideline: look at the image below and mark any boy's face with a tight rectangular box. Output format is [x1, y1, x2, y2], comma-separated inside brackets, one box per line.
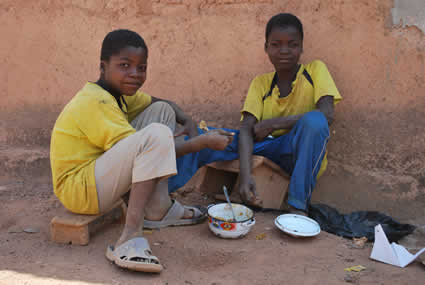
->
[265, 26, 303, 72]
[101, 46, 147, 96]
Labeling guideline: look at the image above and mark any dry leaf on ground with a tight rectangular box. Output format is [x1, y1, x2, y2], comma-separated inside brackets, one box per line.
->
[352, 237, 368, 248]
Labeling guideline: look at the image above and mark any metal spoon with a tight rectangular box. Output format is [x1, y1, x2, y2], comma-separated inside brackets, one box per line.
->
[223, 185, 238, 222]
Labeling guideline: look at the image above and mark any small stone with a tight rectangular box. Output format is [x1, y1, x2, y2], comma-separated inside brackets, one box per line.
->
[344, 275, 354, 283]
[23, 227, 40, 233]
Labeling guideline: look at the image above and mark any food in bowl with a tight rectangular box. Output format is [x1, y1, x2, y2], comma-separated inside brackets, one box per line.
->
[207, 203, 255, 239]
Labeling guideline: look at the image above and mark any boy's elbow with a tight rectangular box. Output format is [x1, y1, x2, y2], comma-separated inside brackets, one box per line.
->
[316, 106, 334, 125]
[317, 110, 333, 125]
[326, 114, 334, 125]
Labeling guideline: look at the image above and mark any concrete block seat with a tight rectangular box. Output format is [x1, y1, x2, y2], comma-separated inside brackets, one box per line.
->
[199, 155, 290, 210]
[50, 199, 127, 245]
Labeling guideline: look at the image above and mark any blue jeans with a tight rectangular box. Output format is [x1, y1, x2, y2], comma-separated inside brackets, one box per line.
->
[168, 111, 330, 211]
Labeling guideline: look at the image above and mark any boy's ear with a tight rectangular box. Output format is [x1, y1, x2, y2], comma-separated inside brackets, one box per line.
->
[100, 61, 106, 73]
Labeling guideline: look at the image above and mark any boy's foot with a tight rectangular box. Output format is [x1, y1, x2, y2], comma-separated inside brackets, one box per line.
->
[287, 205, 308, 217]
[144, 200, 207, 229]
[106, 237, 163, 273]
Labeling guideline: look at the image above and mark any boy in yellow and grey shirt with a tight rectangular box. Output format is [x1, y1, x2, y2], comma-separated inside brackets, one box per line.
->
[50, 29, 234, 272]
[51, 83, 152, 214]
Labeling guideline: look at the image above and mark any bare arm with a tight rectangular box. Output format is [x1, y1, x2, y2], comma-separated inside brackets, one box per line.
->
[151, 96, 198, 138]
[238, 113, 262, 205]
[239, 113, 256, 182]
[316, 95, 334, 125]
[175, 129, 234, 158]
[253, 95, 335, 141]
[253, 114, 303, 141]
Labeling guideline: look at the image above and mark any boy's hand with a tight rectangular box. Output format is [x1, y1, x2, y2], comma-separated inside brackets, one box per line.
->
[203, 129, 234, 150]
[253, 122, 273, 142]
[239, 176, 263, 207]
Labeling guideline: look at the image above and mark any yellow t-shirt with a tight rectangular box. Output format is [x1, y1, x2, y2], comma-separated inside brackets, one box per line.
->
[241, 60, 342, 177]
[50, 82, 152, 214]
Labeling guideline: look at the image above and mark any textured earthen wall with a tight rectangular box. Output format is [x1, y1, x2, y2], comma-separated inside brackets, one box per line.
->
[0, 0, 424, 221]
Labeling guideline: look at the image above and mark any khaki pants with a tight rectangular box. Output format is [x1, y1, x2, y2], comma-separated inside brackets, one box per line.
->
[95, 102, 177, 213]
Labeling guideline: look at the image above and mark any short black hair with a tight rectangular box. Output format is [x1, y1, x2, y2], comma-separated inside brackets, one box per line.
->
[100, 29, 148, 61]
[265, 13, 303, 43]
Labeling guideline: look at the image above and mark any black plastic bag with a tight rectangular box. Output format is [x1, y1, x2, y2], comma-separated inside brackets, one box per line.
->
[308, 203, 416, 242]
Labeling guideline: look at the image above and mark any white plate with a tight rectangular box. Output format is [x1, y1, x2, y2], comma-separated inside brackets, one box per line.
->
[274, 214, 321, 237]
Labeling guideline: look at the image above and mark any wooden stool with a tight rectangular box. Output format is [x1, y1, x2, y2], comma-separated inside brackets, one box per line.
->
[50, 199, 127, 245]
[199, 156, 290, 210]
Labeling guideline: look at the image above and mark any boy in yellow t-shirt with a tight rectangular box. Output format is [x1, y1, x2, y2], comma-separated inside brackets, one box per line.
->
[238, 13, 342, 214]
[167, 14, 341, 216]
[50, 30, 233, 272]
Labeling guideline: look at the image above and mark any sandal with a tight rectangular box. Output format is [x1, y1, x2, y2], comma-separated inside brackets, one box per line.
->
[144, 199, 207, 229]
[105, 237, 163, 273]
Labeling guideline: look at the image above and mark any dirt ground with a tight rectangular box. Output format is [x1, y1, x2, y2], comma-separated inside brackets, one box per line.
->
[0, 173, 424, 285]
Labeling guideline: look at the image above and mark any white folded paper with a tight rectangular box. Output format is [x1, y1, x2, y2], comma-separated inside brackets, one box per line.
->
[370, 224, 425, 268]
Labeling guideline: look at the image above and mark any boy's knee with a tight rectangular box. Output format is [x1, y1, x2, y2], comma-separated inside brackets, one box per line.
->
[299, 111, 328, 134]
[147, 122, 173, 137]
[139, 123, 174, 147]
[150, 101, 175, 118]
